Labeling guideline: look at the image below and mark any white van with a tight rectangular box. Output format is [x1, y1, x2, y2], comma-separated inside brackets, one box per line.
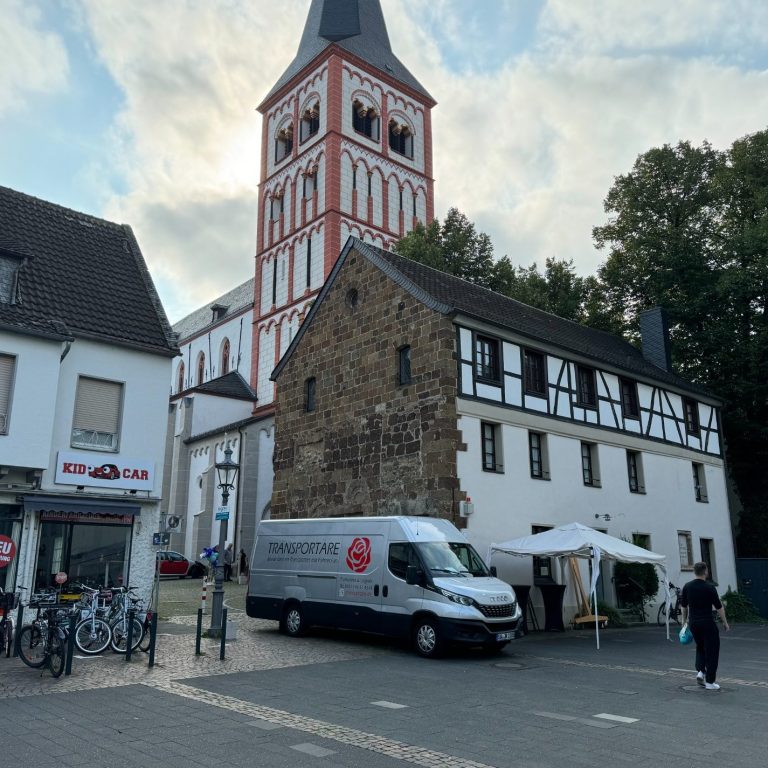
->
[246, 516, 523, 657]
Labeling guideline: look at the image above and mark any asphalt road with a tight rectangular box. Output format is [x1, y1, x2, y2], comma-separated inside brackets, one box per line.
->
[1, 622, 766, 768]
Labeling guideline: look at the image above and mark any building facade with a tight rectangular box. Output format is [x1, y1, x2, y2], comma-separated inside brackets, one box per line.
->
[251, 0, 435, 408]
[271, 238, 738, 622]
[0, 186, 177, 602]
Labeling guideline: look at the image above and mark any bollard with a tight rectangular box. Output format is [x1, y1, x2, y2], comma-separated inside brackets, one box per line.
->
[195, 608, 203, 655]
[200, 579, 208, 614]
[125, 609, 135, 662]
[148, 611, 158, 668]
[13, 603, 23, 658]
[219, 607, 228, 661]
[65, 614, 76, 676]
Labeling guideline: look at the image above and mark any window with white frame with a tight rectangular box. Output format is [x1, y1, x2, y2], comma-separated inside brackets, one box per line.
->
[481, 422, 503, 473]
[683, 397, 700, 436]
[474, 335, 500, 383]
[626, 450, 645, 493]
[581, 442, 600, 487]
[529, 432, 549, 479]
[620, 378, 640, 419]
[0, 353, 16, 434]
[576, 365, 597, 408]
[678, 531, 694, 570]
[71, 376, 123, 451]
[524, 349, 546, 396]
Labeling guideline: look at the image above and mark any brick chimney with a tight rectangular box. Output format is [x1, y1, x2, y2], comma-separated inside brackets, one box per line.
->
[639, 307, 672, 372]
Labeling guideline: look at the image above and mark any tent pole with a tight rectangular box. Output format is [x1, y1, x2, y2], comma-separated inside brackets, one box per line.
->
[594, 552, 600, 650]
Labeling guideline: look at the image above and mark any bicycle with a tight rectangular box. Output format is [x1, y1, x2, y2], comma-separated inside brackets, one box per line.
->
[102, 586, 144, 653]
[0, 588, 17, 658]
[17, 602, 70, 677]
[72, 584, 112, 655]
[657, 582, 682, 626]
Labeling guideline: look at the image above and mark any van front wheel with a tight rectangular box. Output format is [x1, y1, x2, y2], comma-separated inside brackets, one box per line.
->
[282, 605, 305, 637]
[413, 618, 442, 658]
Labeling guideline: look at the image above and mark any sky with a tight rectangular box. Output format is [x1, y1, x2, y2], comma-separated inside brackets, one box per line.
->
[1, 0, 768, 324]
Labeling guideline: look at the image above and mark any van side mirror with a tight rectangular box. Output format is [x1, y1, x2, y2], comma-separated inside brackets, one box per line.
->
[405, 566, 420, 586]
[489, 566, 497, 577]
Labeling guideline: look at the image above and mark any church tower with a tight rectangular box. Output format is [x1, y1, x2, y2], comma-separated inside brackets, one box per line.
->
[251, 0, 436, 408]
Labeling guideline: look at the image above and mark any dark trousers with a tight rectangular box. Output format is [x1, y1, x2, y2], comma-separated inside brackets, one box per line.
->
[223, 564, 232, 581]
[690, 620, 720, 684]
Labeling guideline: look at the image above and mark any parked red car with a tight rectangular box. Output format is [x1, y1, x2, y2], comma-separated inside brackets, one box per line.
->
[156, 551, 191, 578]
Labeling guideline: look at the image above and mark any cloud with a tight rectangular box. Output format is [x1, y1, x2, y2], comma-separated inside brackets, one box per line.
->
[0, 0, 69, 116]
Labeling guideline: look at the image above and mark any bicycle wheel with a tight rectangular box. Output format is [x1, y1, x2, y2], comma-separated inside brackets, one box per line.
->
[138, 620, 151, 653]
[4, 618, 13, 658]
[657, 602, 667, 627]
[17, 625, 47, 668]
[48, 631, 66, 678]
[74, 618, 111, 655]
[110, 617, 143, 653]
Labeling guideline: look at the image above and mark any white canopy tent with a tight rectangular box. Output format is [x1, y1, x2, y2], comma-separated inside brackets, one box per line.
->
[488, 523, 670, 649]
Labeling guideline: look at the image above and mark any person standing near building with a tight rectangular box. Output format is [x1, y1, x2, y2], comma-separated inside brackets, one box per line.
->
[223, 543, 234, 582]
[680, 562, 730, 690]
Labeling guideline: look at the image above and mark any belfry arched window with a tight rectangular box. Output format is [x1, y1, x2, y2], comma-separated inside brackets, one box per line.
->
[221, 338, 230, 376]
[275, 122, 293, 163]
[196, 352, 205, 386]
[388, 118, 413, 158]
[300, 101, 320, 142]
[352, 99, 379, 140]
[177, 361, 185, 393]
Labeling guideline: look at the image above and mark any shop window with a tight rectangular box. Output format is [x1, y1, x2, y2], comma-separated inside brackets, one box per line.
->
[221, 339, 230, 376]
[692, 462, 708, 502]
[0, 353, 16, 435]
[620, 378, 640, 419]
[481, 422, 503, 473]
[529, 432, 550, 479]
[683, 397, 700, 436]
[388, 118, 413, 158]
[398, 345, 412, 386]
[532, 525, 554, 583]
[305, 377, 316, 412]
[300, 101, 320, 142]
[576, 365, 597, 407]
[475, 335, 500, 383]
[626, 450, 645, 493]
[352, 99, 379, 140]
[524, 349, 546, 396]
[71, 376, 123, 452]
[275, 123, 293, 163]
[678, 531, 694, 570]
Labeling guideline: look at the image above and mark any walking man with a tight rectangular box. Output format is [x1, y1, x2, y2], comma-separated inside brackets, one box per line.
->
[680, 562, 730, 690]
[223, 543, 234, 582]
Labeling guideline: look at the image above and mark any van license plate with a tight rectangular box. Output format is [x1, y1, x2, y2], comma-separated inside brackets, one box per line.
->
[496, 632, 513, 641]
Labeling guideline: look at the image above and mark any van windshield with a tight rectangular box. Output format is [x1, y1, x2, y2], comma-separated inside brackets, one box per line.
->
[416, 542, 490, 577]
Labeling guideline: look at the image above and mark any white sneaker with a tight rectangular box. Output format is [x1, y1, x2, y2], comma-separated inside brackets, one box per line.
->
[696, 672, 705, 686]
[704, 682, 720, 690]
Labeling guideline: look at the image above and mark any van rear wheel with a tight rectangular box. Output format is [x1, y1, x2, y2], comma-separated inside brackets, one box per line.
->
[282, 604, 305, 637]
[413, 618, 442, 658]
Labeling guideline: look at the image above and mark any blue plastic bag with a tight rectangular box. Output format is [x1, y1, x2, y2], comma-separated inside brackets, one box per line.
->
[679, 624, 693, 645]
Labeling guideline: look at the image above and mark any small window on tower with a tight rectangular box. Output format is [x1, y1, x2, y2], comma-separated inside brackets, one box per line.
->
[388, 118, 413, 158]
[352, 99, 379, 140]
[305, 377, 316, 413]
[300, 102, 320, 142]
[275, 123, 293, 163]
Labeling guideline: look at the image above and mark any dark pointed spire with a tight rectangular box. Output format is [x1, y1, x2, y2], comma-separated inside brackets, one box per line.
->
[261, 0, 433, 107]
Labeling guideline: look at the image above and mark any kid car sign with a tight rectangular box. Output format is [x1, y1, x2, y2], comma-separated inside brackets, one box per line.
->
[0, 535, 16, 568]
[55, 451, 155, 491]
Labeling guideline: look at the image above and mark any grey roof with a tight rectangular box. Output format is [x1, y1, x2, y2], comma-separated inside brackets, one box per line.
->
[261, 0, 434, 107]
[193, 371, 257, 401]
[0, 185, 177, 355]
[273, 237, 713, 399]
[173, 277, 255, 342]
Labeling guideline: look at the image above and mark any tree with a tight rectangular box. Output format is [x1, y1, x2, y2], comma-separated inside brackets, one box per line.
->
[593, 131, 768, 555]
[395, 208, 596, 322]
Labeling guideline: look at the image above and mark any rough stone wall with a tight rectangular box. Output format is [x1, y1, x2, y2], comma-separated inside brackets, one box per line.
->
[272, 247, 462, 522]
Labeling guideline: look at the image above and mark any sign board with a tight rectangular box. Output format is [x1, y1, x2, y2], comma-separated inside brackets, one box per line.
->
[153, 532, 171, 546]
[0, 534, 16, 568]
[215, 506, 230, 521]
[55, 451, 155, 492]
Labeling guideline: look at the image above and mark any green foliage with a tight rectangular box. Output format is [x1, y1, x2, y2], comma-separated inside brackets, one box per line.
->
[394, 208, 597, 322]
[593, 129, 768, 555]
[613, 561, 659, 617]
[596, 601, 628, 628]
[721, 589, 764, 623]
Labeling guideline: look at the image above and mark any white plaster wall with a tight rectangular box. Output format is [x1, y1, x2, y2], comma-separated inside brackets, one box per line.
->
[457, 413, 737, 619]
[189, 393, 252, 438]
[46, 340, 171, 495]
[0, 332, 60, 468]
[255, 424, 275, 521]
[185, 447, 209, 557]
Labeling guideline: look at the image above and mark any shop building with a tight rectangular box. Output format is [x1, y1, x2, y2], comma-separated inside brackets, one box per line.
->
[270, 237, 737, 621]
[0, 186, 178, 601]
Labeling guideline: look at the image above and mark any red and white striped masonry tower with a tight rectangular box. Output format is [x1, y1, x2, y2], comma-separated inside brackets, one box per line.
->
[250, 0, 436, 409]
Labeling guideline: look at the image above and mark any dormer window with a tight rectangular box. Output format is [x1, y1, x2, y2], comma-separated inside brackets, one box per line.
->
[300, 101, 320, 142]
[275, 123, 293, 163]
[388, 119, 413, 158]
[211, 303, 228, 323]
[0, 254, 22, 305]
[352, 99, 379, 140]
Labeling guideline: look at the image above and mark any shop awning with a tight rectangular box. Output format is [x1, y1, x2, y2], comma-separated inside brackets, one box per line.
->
[23, 495, 141, 517]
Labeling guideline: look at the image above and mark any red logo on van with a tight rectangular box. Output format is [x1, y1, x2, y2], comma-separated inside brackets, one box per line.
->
[346, 537, 372, 573]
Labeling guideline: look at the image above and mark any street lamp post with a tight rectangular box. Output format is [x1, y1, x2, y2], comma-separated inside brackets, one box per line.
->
[209, 441, 239, 635]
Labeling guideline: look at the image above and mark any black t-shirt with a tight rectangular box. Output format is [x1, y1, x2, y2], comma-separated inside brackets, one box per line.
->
[680, 578, 722, 624]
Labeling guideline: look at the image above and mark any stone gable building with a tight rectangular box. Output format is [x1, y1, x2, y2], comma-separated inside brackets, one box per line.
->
[271, 238, 737, 622]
